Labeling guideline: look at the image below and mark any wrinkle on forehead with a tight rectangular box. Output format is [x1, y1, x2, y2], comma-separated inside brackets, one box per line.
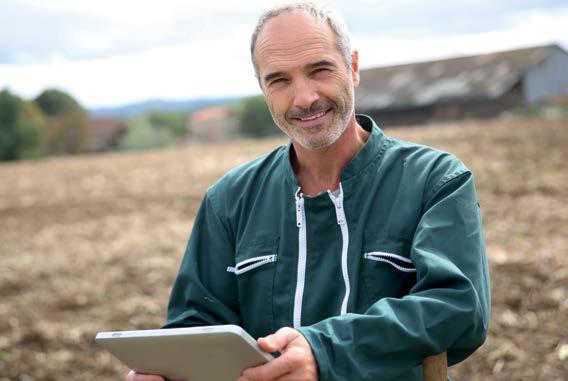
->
[256, 32, 340, 75]
[258, 37, 336, 66]
[256, 24, 333, 52]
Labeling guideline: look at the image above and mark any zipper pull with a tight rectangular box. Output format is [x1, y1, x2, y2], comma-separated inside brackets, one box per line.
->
[335, 197, 345, 225]
[328, 184, 346, 225]
[295, 187, 304, 228]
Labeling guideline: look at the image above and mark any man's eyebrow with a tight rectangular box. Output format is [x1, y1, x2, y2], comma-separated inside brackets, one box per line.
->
[263, 60, 338, 83]
[307, 60, 337, 69]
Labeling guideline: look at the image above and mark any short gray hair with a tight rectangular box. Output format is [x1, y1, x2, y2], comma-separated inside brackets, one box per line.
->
[250, 1, 352, 79]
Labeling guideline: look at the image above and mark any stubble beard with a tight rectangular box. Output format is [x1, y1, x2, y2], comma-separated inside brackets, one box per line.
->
[269, 86, 355, 150]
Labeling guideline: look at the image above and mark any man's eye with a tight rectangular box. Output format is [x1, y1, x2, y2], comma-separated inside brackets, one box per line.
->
[313, 68, 330, 74]
[269, 78, 286, 86]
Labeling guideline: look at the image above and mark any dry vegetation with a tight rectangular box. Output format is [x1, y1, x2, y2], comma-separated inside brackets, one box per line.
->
[0, 117, 567, 380]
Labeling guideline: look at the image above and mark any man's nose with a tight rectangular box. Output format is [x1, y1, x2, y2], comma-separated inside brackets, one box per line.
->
[292, 79, 319, 110]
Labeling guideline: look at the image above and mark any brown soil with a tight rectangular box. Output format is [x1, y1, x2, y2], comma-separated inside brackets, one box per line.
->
[0, 117, 566, 380]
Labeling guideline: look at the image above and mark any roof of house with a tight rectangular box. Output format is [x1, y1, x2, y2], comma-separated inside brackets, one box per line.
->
[191, 106, 232, 124]
[88, 117, 127, 152]
[355, 44, 565, 111]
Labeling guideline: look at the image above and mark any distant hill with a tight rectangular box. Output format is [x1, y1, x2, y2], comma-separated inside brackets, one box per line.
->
[88, 96, 245, 118]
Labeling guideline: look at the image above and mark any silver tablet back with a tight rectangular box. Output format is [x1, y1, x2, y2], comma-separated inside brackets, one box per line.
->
[96, 325, 273, 381]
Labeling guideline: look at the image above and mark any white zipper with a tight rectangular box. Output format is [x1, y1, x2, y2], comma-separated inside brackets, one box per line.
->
[327, 183, 350, 316]
[364, 252, 416, 273]
[227, 254, 277, 275]
[293, 187, 307, 329]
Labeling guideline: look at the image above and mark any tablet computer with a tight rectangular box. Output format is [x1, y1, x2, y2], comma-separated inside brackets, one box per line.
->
[95, 324, 274, 381]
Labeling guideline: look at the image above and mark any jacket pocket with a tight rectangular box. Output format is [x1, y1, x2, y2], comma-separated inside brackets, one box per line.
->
[227, 254, 277, 275]
[230, 236, 279, 338]
[362, 236, 417, 303]
[363, 252, 416, 273]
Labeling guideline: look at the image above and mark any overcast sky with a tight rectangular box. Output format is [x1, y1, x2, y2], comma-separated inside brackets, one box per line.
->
[1, 0, 567, 108]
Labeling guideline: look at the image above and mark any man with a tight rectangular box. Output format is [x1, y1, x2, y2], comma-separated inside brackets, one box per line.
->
[127, 2, 490, 380]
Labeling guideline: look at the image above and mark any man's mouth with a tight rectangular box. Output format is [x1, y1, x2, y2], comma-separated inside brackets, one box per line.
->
[292, 108, 331, 125]
[297, 109, 328, 121]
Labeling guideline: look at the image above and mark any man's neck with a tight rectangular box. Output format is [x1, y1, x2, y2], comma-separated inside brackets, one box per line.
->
[291, 116, 370, 196]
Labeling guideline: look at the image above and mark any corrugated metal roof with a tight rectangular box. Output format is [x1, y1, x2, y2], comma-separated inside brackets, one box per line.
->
[356, 44, 563, 110]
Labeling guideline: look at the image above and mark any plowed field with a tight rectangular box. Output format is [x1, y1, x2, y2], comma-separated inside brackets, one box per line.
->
[1, 117, 566, 380]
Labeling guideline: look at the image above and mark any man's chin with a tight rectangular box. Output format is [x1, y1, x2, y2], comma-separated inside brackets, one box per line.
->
[293, 134, 336, 150]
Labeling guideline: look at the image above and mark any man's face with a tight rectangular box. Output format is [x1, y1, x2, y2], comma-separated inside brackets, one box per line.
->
[254, 11, 359, 150]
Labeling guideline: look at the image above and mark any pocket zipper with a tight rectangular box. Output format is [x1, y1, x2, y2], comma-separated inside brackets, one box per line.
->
[364, 252, 416, 273]
[227, 254, 277, 275]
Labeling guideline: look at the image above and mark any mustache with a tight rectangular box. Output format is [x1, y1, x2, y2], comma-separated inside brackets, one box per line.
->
[286, 100, 334, 120]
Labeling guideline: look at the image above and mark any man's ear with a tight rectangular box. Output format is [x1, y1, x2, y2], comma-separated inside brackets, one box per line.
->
[351, 50, 360, 87]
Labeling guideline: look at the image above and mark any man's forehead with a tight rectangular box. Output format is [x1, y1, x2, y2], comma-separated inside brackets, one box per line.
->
[257, 11, 335, 47]
[255, 11, 339, 70]
[257, 33, 335, 61]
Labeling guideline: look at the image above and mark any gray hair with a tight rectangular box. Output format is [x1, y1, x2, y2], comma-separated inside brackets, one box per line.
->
[250, 1, 352, 79]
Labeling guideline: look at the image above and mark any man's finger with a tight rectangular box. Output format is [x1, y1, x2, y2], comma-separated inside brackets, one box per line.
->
[125, 371, 165, 381]
[273, 371, 312, 381]
[258, 327, 299, 353]
[241, 353, 292, 381]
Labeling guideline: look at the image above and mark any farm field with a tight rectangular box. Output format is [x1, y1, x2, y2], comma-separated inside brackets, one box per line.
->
[0, 117, 567, 380]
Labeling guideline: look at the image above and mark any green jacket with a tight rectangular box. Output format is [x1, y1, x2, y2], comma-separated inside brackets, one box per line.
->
[164, 115, 491, 380]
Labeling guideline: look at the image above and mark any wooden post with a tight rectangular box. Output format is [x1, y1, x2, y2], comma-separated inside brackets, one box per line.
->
[422, 352, 447, 381]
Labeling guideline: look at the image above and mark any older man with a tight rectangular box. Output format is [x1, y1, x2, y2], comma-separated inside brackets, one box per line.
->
[127, 2, 490, 381]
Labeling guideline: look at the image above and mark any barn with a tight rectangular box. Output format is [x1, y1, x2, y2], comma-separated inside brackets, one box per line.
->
[355, 44, 568, 126]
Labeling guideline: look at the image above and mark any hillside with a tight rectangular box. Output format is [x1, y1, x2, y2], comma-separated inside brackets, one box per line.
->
[88, 96, 244, 118]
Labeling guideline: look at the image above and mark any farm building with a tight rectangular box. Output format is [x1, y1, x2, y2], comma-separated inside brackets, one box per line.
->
[87, 117, 127, 152]
[355, 44, 568, 126]
[189, 106, 236, 142]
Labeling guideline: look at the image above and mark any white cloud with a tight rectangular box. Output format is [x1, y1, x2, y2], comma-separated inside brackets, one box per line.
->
[0, 33, 261, 108]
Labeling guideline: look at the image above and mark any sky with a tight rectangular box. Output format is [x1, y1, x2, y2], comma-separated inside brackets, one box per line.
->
[0, 0, 567, 109]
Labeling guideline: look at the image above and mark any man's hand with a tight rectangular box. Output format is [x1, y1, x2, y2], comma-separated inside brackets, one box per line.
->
[125, 370, 164, 381]
[239, 327, 318, 381]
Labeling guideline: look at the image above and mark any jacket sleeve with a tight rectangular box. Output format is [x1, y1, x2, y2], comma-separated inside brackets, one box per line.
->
[298, 170, 491, 380]
[162, 190, 240, 328]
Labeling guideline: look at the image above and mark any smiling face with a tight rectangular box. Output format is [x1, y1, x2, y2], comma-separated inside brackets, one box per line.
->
[254, 11, 360, 150]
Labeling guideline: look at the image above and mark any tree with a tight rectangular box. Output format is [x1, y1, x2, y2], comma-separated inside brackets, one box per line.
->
[19, 101, 46, 158]
[148, 112, 188, 138]
[34, 88, 89, 155]
[237, 95, 280, 137]
[0, 89, 44, 161]
[35, 89, 82, 116]
[118, 115, 177, 151]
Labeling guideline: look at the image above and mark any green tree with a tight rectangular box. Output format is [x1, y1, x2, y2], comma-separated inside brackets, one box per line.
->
[148, 112, 188, 138]
[20, 101, 46, 158]
[34, 88, 89, 155]
[237, 95, 280, 137]
[34, 89, 82, 116]
[119, 115, 177, 151]
[0, 89, 44, 161]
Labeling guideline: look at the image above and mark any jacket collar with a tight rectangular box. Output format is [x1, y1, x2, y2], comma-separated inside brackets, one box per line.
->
[283, 114, 388, 192]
